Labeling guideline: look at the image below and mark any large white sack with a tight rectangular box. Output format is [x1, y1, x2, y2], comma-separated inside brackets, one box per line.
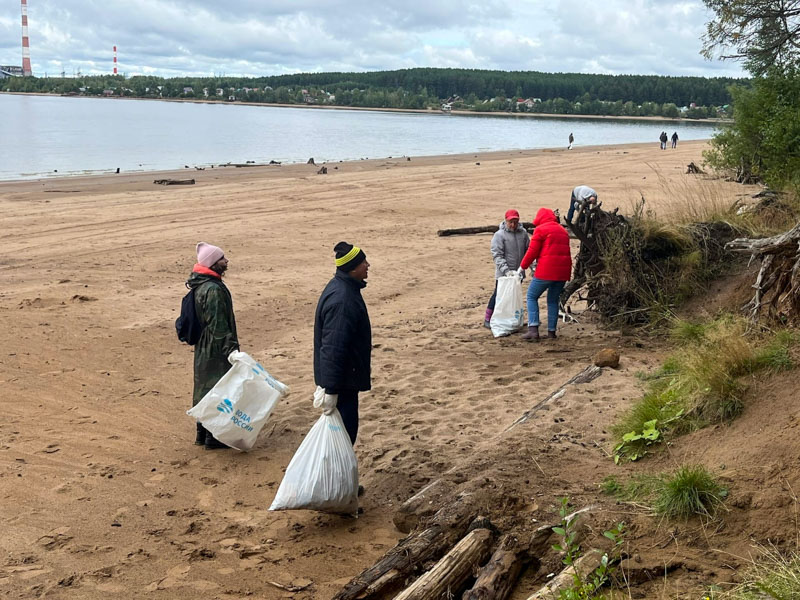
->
[187, 351, 288, 451]
[490, 273, 525, 337]
[269, 409, 358, 515]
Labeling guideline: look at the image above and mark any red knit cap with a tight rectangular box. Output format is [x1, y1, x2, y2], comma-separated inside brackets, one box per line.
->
[505, 209, 520, 220]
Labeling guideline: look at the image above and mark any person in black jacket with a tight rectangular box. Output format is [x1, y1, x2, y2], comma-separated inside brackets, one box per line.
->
[313, 241, 372, 446]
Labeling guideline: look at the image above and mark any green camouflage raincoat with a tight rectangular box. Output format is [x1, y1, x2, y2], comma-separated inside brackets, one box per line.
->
[188, 271, 239, 406]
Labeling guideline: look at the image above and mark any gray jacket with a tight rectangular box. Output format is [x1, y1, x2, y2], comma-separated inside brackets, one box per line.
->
[491, 221, 530, 279]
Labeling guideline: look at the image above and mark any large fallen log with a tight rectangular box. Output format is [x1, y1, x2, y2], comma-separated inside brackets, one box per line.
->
[333, 503, 476, 600]
[437, 223, 534, 237]
[462, 523, 553, 600]
[726, 222, 800, 322]
[525, 551, 603, 600]
[153, 178, 195, 185]
[393, 519, 496, 600]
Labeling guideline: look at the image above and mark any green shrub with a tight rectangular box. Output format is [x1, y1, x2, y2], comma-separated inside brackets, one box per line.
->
[653, 465, 727, 520]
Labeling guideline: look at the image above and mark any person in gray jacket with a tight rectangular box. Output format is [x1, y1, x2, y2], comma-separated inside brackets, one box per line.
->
[566, 185, 598, 224]
[484, 209, 530, 328]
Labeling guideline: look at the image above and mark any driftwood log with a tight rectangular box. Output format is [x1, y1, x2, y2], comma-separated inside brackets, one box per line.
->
[462, 523, 554, 600]
[438, 223, 535, 236]
[505, 365, 602, 432]
[525, 551, 603, 600]
[153, 178, 195, 185]
[393, 519, 496, 600]
[332, 504, 475, 600]
[726, 222, 800, 322]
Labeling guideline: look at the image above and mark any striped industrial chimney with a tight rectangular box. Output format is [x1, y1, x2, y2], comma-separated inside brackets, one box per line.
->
[113, 45, 117, 75]
[21, 0, 32, 76]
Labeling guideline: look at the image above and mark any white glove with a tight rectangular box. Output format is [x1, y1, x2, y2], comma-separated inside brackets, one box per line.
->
[516, 267, 525, 280]
[312, 385, 338, 415]
[227, 350, 245, 364]
[322, 393, 338, 415]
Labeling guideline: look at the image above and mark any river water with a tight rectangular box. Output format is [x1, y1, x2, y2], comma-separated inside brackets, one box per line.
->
[0, 94, 718, 181]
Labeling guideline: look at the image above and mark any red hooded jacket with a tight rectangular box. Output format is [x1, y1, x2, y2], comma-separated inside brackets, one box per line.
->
[519, 208, 572, 281]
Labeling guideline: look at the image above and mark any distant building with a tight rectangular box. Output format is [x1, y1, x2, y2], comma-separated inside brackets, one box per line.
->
[0, 65, 24, 78]
[102, 89, 114, 96]
[182, 86, 194, 94]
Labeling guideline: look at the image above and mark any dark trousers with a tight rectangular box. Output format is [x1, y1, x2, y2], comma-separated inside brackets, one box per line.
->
[337, 390, 359, 446]
[487, 280, 499, 310]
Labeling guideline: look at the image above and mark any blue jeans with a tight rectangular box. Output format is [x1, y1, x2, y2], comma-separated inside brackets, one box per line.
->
[527, 277, 566, 331]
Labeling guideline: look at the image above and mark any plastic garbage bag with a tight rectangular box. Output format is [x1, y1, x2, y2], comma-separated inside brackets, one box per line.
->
[187, 351, 288, 451]
[490, 272, 525, 337]
[269, 408, 358, 515]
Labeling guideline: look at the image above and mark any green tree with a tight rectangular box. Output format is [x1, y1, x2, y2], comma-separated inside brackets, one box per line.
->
[702, 0, 800, 76]
[704, 67, 800, 188]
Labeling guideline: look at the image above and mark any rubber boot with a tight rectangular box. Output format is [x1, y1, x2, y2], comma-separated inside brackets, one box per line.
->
[204, 434, 230, 450]
[484, 308, 493, 329]
[195, 423, 207, 446]
[547, 330, 557, 339]
[521, 325, 540, 341]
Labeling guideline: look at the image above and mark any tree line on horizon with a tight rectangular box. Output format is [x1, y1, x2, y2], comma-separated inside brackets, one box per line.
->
[2, 67, 741, 120]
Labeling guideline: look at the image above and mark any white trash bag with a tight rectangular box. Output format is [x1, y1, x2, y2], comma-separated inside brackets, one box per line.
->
[490, 272, 525, 337]
[269, 400, 358, 515]
[187, 351, 288, 451]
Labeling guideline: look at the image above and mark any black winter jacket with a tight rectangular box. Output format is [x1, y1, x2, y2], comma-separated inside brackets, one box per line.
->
[313, 271, 372, 394]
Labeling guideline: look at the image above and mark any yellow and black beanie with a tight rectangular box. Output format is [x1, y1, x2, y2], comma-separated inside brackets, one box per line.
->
[334, 241, 366, 272]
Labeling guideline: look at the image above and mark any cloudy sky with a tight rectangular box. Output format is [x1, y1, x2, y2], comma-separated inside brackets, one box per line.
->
[0, 0, 745, 79]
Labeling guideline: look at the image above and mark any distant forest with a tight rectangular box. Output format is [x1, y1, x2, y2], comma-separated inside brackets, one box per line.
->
[2, 67, 745, 119]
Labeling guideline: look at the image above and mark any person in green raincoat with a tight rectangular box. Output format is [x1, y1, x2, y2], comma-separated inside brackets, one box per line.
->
[188, 242, 239, 449]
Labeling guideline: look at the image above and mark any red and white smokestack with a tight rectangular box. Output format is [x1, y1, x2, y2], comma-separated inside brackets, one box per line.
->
[113, 45, 117, 75]
[21, 0, 32, 76]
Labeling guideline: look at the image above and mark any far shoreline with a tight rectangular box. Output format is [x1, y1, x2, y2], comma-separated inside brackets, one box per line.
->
[0, 90, 732, 125]
[0, 139, 711, 192]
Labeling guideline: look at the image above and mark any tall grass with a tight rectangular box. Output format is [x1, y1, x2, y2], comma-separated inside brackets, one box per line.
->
[653, 465, 727, 520]
[601, 466, 727, 520]
[634, 167, 799, 235]
[612, 316, 796, 461]
[720, 546, 800, 599]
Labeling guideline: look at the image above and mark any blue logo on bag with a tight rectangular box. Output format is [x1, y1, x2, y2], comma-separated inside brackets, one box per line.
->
[216, 398, 233, 414]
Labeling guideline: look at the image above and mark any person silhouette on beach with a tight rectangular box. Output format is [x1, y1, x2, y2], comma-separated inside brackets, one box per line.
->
[568, 132, 574, 150]
[659, 131, 668, 150]
[671, 131, 679, 149]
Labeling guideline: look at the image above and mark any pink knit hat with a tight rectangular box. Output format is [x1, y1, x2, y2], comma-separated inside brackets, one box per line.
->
[196, 242, 224, 268]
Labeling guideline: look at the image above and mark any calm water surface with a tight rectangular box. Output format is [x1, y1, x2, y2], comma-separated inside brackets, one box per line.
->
[0, 94, 718, 181]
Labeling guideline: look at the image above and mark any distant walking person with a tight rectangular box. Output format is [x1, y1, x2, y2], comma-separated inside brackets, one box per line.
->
[659, 131, 668, 150]
[671, 131, 679, 149]
[568, 132, 574, 149]
[188, 242, 239, 450]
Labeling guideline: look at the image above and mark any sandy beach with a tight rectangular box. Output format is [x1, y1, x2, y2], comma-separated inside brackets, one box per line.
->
[1, 140, 772, 599]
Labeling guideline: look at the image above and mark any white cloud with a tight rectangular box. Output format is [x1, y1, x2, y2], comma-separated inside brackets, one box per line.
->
[0, 0, 745, 77]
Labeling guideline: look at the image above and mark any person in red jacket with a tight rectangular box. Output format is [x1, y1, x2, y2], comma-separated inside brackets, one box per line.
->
[516, 208, 572, 340]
